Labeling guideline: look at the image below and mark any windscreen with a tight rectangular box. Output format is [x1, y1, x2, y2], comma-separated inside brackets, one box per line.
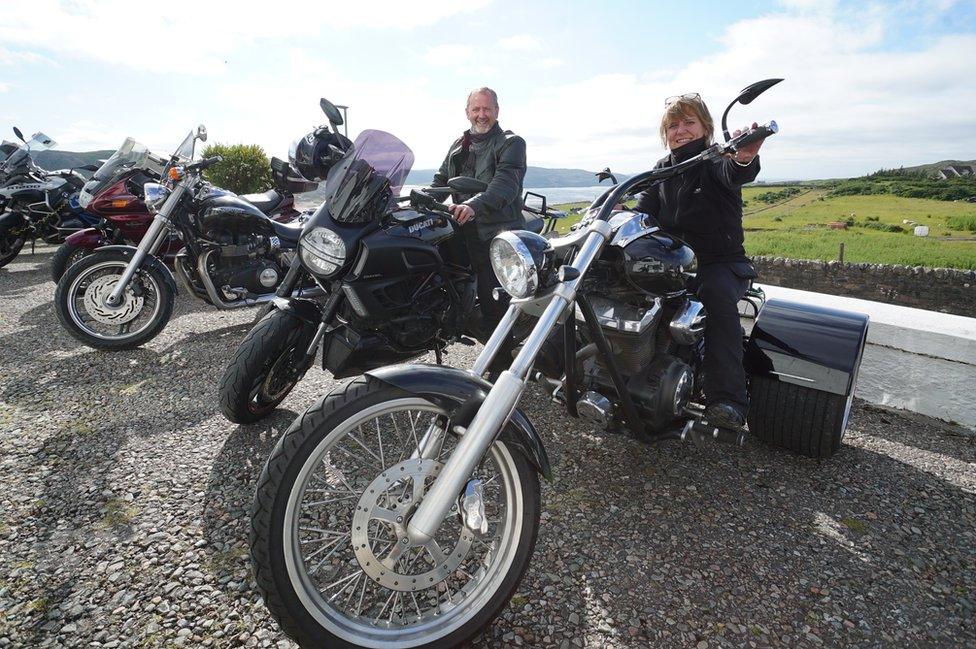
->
[315, 130, 414, 225]
[79, 137, 151, 204]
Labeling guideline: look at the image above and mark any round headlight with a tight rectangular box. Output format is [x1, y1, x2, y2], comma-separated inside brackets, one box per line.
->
[143, 182, 170, 212]
[489, 231, 552, 299]
[300, 226, 346, 276]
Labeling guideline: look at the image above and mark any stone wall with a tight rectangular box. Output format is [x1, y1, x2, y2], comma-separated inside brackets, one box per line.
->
[751, 257, 976, 318]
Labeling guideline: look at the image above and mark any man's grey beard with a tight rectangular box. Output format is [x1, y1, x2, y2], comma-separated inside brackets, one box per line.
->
[470, 121, 494, 134]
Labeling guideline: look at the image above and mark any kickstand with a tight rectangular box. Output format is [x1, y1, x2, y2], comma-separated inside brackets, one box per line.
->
[31, 239, 36, 254]
[434, 346, 443, 365]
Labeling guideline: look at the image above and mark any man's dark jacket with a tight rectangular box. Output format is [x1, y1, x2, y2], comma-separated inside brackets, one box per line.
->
[635, 137, 759, 265]
[432, 123, 526, 241]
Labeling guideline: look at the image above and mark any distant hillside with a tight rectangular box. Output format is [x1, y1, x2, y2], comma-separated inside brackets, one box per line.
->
[405, 166, 631, 188]
[898, 159, 976, 176]
[34, 149, 113, 171]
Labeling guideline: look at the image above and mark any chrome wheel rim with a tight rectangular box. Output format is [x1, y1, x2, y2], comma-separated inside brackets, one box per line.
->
[66, 260, 162, 341]
[282, 398, 523, 648]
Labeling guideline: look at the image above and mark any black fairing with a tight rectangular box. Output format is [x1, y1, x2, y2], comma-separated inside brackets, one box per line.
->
[745, 298, 869, 396]
[365, 364, 552, 480]
[198, 194, 274, 240]
[622, 232, 695, 294]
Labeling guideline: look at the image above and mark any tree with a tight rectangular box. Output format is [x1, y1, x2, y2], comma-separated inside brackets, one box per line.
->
[200, 143, 273, 194]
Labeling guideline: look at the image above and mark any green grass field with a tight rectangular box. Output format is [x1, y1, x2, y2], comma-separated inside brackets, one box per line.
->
[553, 186, 976, 269]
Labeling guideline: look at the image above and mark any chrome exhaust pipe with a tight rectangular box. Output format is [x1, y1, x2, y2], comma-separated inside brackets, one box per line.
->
[196, 249, 324, 310]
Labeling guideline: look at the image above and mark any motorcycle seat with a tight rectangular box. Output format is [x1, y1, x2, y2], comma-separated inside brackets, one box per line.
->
[242, 190, 284, 215]
[270, 218, 303, 245]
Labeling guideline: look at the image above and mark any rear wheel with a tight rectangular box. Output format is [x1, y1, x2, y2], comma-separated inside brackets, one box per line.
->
[0, 229, 26, 268]
[218, 308, 317, 424]
[748, 375, 853, 458]
[51, 242, 93, 283]
[251, 376, 542, 648]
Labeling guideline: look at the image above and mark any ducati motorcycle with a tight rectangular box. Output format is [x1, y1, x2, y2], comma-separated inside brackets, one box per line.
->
[51, 139, 311, 282]
[248, 80, 871, 648]
[0, 127, 99, 268]
[54, 125, 318, 351]
[217, 99, 565, 424]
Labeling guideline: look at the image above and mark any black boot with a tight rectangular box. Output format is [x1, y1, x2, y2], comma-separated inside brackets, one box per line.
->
[704, 402, 746, 430]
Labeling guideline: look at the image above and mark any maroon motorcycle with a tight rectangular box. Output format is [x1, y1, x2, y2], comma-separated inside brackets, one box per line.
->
[51, 138, 311, 282]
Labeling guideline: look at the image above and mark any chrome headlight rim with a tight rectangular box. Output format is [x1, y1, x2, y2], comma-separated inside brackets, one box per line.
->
[299, 226, 347, 277]
[489, 231, 540, 300]
[143, 182, 171, 213]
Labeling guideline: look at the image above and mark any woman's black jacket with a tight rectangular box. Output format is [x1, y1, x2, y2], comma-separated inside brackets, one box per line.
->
[635, 137, 759, 266]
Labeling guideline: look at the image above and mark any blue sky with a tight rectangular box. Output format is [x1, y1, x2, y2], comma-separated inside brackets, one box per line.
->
[2, 0, 975, 179]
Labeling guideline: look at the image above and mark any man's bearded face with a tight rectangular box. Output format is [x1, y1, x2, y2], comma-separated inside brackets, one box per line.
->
[466, 93, 499, 134]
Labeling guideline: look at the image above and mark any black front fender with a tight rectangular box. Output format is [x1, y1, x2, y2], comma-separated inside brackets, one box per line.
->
[365, 364, 553, 481]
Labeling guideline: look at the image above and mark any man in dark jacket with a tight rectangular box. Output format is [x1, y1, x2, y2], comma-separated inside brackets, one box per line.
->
[635, 94, 766, 429]
[431, 87, 527, 339]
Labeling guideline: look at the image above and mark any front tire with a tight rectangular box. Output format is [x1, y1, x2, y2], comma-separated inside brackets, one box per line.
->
[219, 308, 318, 424]
[251, 376, 542, 648]
[54, 250, 176, 350]
[0, 229, 26, 268]
[748, 375, 853, 458]
[51, 242, 93, 283]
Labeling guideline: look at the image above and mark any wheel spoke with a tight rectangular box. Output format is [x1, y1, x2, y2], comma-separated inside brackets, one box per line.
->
[375, 417, 385, 469]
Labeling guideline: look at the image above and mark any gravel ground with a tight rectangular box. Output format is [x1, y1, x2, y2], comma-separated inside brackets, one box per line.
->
[1, 245, 974, 648]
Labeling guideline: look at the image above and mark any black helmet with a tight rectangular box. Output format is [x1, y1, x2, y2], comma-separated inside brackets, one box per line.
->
[289, 128, 352, 182]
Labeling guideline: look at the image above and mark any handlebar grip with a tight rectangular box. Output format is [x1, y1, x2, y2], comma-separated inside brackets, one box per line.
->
[732, 121, 778, 150]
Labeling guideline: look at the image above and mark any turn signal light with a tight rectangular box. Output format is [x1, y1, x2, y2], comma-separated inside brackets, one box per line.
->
[168, 167, 181, 181]
[110, 199, 131, 208]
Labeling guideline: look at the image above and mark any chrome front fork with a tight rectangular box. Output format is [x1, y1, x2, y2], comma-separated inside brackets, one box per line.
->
[406, 221, 613, 544]
[105, 184, 185, 307]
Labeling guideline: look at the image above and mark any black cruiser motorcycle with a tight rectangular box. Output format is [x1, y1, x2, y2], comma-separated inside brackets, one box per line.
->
[0, 127, 99, 268]
[247, 80, 871, 648]
[54, 125, 321, 350]
[218, 100, 564, 424]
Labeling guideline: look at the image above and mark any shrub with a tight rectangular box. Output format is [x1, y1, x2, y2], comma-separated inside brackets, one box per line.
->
[200, 143, 273, 194]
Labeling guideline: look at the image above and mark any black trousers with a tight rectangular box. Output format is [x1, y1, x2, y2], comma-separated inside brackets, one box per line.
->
[693, 261, 756, 416]
[463, 228, 509, 335]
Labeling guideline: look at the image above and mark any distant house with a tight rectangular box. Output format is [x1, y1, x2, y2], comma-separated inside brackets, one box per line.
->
[937, 164, 975, 180]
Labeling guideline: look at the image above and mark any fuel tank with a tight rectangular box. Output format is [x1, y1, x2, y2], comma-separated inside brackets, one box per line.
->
[621, 231, 696, 294]
[339, 209, 457, 321]
[198, 192, 274, 241]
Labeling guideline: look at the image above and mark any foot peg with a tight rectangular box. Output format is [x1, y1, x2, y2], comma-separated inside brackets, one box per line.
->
[681, 419, 748, 448]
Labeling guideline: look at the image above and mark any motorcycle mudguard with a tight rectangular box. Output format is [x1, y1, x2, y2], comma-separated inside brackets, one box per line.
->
[270, 296, 322, 324]
[0, 211, 27, 231]
[65, 227, 107, 247]
[744, 298, 869, 396]
[91, 245, 179, 293]
[365, 364, 553, 481]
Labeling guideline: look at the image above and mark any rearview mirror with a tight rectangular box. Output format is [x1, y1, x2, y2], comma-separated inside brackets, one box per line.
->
[12, 127, 24, 142]
[447, 175, 488, 194]
[81, 164, 100, 172]
[720, 78, 784, 142]
[196, 125, 208, 142]
[596, 167, 618, 184]
[319, 98, 344, 127]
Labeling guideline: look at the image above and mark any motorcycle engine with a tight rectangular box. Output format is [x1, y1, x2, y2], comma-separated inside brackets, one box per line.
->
[211, 238, 282, 295]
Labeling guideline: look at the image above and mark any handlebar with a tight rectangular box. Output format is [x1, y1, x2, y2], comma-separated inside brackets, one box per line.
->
[187, 155, 223, 172]
[588, 120, 777, 224]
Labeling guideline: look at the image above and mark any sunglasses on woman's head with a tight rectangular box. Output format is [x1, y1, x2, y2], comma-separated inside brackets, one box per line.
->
[664, 93, 701, 106]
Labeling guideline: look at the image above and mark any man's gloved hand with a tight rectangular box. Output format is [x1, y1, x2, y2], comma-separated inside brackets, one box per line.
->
[450, 203, 476, 224]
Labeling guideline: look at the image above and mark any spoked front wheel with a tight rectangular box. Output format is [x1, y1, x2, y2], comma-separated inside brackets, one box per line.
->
[54, 249, 176, 350]
[251, 376, 541, 648]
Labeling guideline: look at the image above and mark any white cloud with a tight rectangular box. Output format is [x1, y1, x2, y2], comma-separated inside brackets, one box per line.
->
[510, 7, 976, 178]
[0, 82, 9, 93]
[0, 0, 493, 74]
[422, 44, 475, 66]
[498, 35, 542, 52]
[0, 48, 53, 66]
[540, 57, 564, 69]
